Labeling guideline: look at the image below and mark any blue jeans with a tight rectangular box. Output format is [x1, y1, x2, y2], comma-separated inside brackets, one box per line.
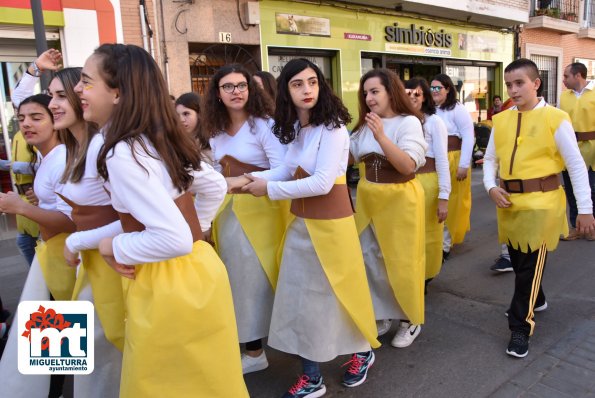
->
[562, 168, 595, 228]
[301, 357, 321, 379]
[16, 232, 37, 266]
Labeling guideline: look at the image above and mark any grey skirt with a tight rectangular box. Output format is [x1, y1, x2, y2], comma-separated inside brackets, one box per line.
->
[268, 218, 370, 362]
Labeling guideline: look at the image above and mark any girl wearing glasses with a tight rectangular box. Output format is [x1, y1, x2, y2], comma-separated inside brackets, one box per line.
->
[201, 64, 287, 374]
[350, 69, 427, 349]
[431, 74, 474, 260]
[231, 58, 380, 398]
[405, 77, 451, 284]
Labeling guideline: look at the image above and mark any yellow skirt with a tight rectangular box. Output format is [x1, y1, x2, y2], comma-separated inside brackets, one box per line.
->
[71, 250, 126, 352]
[36, 233, 76, 301]
[354, 175, 426, 325]
[417, 172, 445, 280]
[497, 187, 568, 253]
[446, 150, 471, 245]
[213, 194, 290, 289]
[119, 240, 248, 398]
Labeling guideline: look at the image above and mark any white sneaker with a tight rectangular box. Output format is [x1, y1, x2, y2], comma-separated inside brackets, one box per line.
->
[391, 321, 421, 348]
[376, 319, 392, 337]
[241, 351, 269, 374]
[534, 302, 548, 312]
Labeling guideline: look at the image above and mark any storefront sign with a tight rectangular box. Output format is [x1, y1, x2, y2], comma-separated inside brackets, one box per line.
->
[385, 43, 452, 57]
[344, 33, 371, 41]
[268, 55, 331, 78]
[275, 13, 331, 37]
[385, 23, 453, 48]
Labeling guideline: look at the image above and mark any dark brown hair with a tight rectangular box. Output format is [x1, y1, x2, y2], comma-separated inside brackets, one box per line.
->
[254, 70, 277, 102]
[431, 73, 459, 111]
[95, 44, 201, 191]
[405, 77, 436, 116]
[201, 64, 274, 138]
[175, 92, 210, 150]
[353, 68, 423, 134]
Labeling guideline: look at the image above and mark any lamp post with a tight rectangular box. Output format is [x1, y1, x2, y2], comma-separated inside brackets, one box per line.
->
[30, 0, 50, 91]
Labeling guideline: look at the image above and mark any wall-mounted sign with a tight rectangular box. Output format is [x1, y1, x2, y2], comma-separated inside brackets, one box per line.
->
[385, 23, 452, 48]
[276, 13, 331, 37]
[268, 55, 331, 78]
[344, 32, 371, 41]
[218, 32, 232, 43]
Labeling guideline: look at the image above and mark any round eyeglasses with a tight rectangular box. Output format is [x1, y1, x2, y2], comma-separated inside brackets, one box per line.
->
[220, 82, 249, 93]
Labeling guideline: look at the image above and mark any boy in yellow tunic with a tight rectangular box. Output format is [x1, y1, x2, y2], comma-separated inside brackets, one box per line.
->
[483, 58, 595, 358]
[560, 62, 595, 240]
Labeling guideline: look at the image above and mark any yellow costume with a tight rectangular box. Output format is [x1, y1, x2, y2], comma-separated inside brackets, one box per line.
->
[10, 131, 39, 238]
[416, 170, 444, 280]
[446, 148, 471, 245]
[355, 163, 426, 325]
[35, 233, 76, 301]
[560, 88, 595, 169]
[492, 107, 569, 252]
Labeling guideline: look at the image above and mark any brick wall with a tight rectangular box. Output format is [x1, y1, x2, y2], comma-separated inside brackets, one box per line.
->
[120, 0, 158, 51]
[521, 28, 595, 68]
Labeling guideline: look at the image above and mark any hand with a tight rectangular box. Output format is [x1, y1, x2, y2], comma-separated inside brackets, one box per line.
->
[98, 237, 136, 279]
[241, 174, 268, 197]
[488, 187, 511, 208]
[576, 214, 595, 236]
[456, 167, 469, 181]
[0, 191, 26, 214]
[0, 159, 10, 171]
[226, 176, 251, 194]
[24, 188, 39, 206]
[365, 112, 386, 143]
[437, 199, 448, 223]
[203, 228, 215, 247]
[63, 244, 80, 268]
[34, 49, 62, 72]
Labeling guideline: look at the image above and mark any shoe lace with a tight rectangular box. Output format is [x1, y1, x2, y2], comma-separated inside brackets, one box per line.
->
[396, 323, 411, 338]
[342, 353, 365, 375]
[288, 375, 310, 394]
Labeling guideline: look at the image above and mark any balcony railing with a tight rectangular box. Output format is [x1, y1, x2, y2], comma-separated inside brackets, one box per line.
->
[585, 0, 595, 27]
[532, 0, 580, 22]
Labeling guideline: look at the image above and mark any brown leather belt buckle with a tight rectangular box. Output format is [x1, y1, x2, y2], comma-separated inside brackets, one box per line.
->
[503, 179, 523, 193]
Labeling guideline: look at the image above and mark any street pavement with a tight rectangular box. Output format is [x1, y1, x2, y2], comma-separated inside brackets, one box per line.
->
[1, 168, 594, 397]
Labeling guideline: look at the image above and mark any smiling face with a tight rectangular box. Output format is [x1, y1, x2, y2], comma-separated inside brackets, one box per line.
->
[504, 68, 540, 112]
[218, 72, 249, 112]
[176, 104, 199, 134]
[288, 67, 319, 113]
[17, 102, 57, 152]
[430, 80, 448, 106]
[363, 77, 393, 117]
[74, 54, 119, 128]
[48, 77, 77, 130]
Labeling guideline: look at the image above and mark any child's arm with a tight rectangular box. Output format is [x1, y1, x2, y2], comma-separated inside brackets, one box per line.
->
[483, 130, 511, 208]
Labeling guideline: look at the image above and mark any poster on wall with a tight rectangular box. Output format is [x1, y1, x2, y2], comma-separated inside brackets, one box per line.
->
[276, 13, 331, 37]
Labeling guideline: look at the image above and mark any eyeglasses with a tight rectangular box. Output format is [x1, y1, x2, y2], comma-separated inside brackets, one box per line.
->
[405, 89, 422, 98]
[220, 82, 248, 93]
[430, 86, 444, 92]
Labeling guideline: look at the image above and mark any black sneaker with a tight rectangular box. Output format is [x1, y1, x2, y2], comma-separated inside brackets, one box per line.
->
[490, 257, 513, 272]
[506, 331, 529, 358]
[341, 351, 375, 387]
[442, 251, 450, 263]
[281, 375, 326, 398]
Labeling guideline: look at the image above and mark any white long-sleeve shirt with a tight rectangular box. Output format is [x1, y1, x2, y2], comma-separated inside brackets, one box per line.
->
[106, 138, 226, 265]
[423, 114, 451, 200]
[11, 72, 39, 108]
[210, 117, 286, 172]
[34, 144, 71, 218]
[252, 124, 349, 200]
[436, 102, 475, 168]
[350, 114, 427, 170]
[483, 99, 592, 213]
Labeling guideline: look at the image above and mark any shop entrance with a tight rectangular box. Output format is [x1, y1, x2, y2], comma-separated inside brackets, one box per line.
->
[361, 53, 442, 83]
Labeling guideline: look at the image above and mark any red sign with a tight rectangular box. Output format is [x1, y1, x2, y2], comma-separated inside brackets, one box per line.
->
[344, 33, 372, 41]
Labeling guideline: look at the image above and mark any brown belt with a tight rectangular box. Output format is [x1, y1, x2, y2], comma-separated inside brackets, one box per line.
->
[118, 191, 204, 242]
[416, 157, 436, 174]
[499, 174, 561, 194]
[56, 193, 120, 232]
[361, 153, 414, 184]
[39, 219, 77, 242]
[447, 136, 462, 152]
[575, 131, 595, 141]
[289, 167, 354, 220]
[15, 183, 33, 195]
[219, 155, 266, 177]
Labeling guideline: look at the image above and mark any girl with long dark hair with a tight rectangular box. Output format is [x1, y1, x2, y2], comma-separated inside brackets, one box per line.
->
[351, 69, 427, 348]
[230, 58, 379, 397]
[83, 43, 246, 397]
[201, 64, 287, 373]
[175, 92, 214, 164]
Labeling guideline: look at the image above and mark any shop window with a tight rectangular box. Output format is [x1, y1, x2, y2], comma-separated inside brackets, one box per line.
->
[530, 54, 558, 105]
[445, 65, 495, 123]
